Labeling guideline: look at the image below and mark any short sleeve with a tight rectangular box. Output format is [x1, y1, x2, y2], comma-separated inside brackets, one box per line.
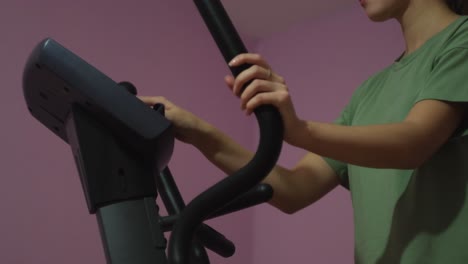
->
[322, 105, 351, 189]
[416, 47, 468, 103]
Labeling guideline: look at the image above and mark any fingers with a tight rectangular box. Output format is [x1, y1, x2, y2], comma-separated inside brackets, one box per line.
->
[228, 53, 285, 96]
[231, 65, 272, 96]
[239, 80, 288, 114]
[229, 53, 270, 69]
[225, 53, 290, 115]
[239, 79, 276, 108]
[137, 96, 172, 109]
[245, 90, 290, 115]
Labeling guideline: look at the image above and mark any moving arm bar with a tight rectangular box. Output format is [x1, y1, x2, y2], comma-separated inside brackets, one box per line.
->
[158, 167, 235, 258]
[210, 183, 273, 219]
[168, 1, 283, 263]
[160, 183, 273, 231]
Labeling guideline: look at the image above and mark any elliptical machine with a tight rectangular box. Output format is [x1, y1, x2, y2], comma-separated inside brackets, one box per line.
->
[22, 0, 284, 263]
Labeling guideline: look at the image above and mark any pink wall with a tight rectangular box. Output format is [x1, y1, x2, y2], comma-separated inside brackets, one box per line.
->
[0, 0, 255, 263]
[251, 4, 404, 264]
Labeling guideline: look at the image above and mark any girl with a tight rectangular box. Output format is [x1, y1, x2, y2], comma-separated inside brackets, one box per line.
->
[140, 0, 468, 262]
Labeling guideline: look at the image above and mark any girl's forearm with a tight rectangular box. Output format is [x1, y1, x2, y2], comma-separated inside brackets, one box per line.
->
[291, 120, 431, 169]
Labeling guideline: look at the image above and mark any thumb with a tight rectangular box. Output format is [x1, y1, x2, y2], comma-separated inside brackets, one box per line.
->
[224, 75, 235, 90]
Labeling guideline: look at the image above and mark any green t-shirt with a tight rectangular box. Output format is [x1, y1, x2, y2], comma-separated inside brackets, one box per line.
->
[325, 16, 468, 263]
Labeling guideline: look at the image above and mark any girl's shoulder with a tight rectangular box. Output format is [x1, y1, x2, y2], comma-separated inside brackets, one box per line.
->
[439, 16, 468, 51]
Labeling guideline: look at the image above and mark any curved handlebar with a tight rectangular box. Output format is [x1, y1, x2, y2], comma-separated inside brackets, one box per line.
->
[168, 1, 284, 263]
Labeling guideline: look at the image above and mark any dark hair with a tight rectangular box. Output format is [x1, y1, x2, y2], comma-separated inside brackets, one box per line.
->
[446, 0, 468, 15]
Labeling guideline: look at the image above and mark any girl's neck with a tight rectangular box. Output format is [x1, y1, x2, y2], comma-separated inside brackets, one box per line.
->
[397, 1, 460, 57]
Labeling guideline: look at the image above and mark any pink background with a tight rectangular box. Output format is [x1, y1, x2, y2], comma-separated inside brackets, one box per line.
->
[0, 1, 403, 263]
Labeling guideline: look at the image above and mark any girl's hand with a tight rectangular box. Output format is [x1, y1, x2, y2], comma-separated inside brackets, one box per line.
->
[137, 96, 204, 144]
[225, 53, 304, 144]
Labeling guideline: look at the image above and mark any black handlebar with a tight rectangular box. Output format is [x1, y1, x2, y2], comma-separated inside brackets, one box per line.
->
[167, 1, 284, 263]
